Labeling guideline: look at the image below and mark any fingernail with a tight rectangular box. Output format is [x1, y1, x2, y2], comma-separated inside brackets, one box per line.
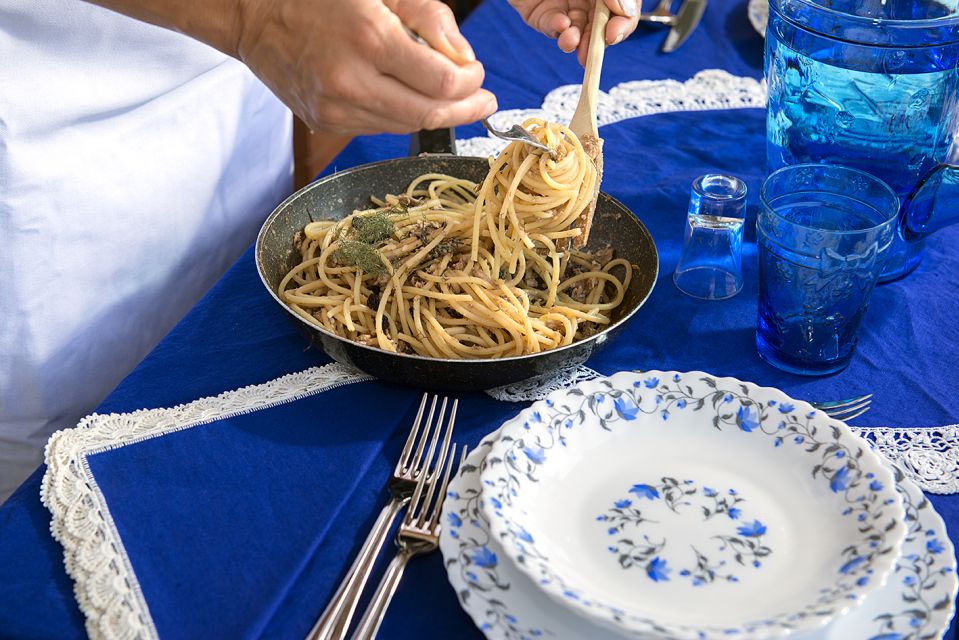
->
[612, 33, 625, 44]
[446, 29, 476, 63]
[618, 0, 638, 18]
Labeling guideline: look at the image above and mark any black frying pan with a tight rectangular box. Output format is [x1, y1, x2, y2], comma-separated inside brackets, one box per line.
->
[255, 131, 658, 390]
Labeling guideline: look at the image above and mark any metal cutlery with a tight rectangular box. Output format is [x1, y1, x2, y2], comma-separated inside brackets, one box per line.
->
[481, 118, 556, 157]
[639, 0, 708, 53]
[350, 444, 466, 640]
[401, 24, 552, 158]
[810, 394, 873, 422]
[307, 394, 456, 640]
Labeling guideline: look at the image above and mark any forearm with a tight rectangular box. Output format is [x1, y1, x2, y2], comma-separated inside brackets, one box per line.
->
[82, 0, 248, 57]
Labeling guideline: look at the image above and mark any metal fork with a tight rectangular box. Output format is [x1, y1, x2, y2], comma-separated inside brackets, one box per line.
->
[640, 0, 676, 24]
[399, 23, 554, 159]
[307, 394, 456, 640]
[810, 394, 873, 421]
[350, 443, 466, 640]
[481, 118, 556, 158]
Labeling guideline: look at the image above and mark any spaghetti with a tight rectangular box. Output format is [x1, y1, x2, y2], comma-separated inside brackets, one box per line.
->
[278, 118, 633, 359]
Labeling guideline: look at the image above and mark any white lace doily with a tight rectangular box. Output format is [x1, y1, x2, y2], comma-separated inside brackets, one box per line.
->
[851, 425, 959, 495]
[458, 69, 767, 158]
[40, 363, 372, 640]
[486, 365, 602, 402]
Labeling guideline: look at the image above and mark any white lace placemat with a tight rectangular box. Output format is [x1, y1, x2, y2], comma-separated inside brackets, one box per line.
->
[487, 366, 959, 495]
[458, 69, 766, 158]
[40, 363, 373, 640]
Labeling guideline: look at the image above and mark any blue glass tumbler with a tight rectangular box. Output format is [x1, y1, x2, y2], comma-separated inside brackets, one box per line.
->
[756, 164, 899, 376]
[673, 174, 747, 300]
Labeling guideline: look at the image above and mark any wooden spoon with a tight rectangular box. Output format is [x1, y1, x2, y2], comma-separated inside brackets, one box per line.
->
[568, 1, 610, 247]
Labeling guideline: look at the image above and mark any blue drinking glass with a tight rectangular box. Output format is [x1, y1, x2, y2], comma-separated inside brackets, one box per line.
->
[756, 164, 899, 376]
[673, 174, 747, 300]
[765, 0, 959, 282]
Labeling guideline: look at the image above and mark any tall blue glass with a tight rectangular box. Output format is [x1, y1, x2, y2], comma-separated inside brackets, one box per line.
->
[756, 164, 899, 375]
[766, 0, 959, 282]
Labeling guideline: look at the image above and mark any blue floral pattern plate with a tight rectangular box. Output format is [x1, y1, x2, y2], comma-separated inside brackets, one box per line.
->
[441, 430, 957, 640]
[477, 371, 908, 639]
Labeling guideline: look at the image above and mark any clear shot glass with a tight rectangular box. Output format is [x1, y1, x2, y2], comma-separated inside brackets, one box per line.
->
[673, 174, 748, 300]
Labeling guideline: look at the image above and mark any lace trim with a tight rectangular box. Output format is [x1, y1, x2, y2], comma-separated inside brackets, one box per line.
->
[458, 69, 767, 157]
[486, 365, 602, 402]
[39, 362, 372, 640]
[851, 425, 959, 495]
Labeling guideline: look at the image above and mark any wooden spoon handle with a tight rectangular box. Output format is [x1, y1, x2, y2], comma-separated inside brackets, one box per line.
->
[569, 1, 611, 139]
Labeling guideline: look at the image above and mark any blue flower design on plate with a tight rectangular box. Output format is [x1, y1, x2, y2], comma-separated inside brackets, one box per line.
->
[613, 397, 639, 420]
[736, 406, 760, 432]
[736, 520, 767, 537]
[629, 484, 660, 500]
[600, 479, 772, 587]
[471, 546, 498, 569]
[830, 466, 850, 493]
[646, 557, 671, 582]
[522, 445, 546, 464]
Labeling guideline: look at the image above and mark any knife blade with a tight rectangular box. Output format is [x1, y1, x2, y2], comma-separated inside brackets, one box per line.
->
[662, 0, 707, 53]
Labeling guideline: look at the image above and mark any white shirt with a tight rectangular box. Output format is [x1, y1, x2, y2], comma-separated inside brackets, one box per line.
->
[0, 1, 293, 499]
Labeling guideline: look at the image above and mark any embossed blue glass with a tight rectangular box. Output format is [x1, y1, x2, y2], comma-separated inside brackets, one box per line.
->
[673, 174, 747, 300]
[765, 0, 959, 282]
[756, 164, 899, 376]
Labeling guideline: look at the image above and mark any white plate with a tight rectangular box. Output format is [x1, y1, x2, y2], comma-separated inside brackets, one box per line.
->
[479, 372, 907, 639]
[441, 430, 957, 640]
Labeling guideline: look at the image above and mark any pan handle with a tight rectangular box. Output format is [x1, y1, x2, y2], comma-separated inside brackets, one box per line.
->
[410, 128, 457, 156]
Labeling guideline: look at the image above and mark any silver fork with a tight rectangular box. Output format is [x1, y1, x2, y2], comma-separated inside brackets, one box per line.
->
[399, 23, 554, 159]
[481, 118, 557, 158]
[350, 443, 466, 640]
[640, 0, 676, 24]
[306, 394, 456, 640]
[810, 394, 873, 421]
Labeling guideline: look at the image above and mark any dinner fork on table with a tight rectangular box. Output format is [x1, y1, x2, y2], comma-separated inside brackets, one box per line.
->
[350, 444, 467, 640]
[307, 394, 457, 640]
[810, 394, 873, 421]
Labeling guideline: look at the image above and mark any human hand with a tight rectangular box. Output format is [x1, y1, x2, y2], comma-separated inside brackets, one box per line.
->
[236, 0, 497, 135]
[509, 0, 640, 65]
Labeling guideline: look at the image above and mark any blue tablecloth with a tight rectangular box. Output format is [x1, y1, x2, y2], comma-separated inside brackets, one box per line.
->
[1, 0, 957, 637]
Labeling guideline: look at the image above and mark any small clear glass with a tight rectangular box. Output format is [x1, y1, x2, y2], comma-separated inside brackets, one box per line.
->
[756, 164, 899, 376]
[673, 174, 747, 300]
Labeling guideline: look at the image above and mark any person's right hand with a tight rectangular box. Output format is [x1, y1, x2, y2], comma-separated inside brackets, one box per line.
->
[235, 0, 497, 135]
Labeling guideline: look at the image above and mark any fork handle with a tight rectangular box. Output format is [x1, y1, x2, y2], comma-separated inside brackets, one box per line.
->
[307, 496, 406, 640]
[349, 547, 415, 640]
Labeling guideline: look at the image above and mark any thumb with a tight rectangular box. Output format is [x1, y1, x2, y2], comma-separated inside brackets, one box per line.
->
[385, 0, 476, 64]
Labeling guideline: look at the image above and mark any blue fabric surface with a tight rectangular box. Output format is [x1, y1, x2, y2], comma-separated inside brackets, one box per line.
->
[1, 0, 957, 638]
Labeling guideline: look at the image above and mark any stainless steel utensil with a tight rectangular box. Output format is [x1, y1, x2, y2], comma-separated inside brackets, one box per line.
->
[306, 394, 457, 640]
[662, 0, 707, 52]
[481, 118, 556, 157]
[640, 0, 676, 24]
[350, 444, 466, 640]
[811, 394, 873, 422]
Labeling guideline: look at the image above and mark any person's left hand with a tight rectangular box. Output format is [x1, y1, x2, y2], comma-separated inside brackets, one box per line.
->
[509, 0, 640, 65]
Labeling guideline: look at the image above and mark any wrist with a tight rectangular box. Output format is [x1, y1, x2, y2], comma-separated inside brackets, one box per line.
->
[234, 0, 274, 62]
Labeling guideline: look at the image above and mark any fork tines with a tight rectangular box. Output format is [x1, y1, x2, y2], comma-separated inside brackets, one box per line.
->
[398, 394, 457, 482]
[406, 442, 465, 537]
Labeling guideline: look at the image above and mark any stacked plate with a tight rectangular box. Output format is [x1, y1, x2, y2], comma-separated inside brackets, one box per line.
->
[440, 371, 958, 639]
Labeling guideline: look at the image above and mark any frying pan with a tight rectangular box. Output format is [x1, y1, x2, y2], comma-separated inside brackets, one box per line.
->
[255, 131, 658, 390]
